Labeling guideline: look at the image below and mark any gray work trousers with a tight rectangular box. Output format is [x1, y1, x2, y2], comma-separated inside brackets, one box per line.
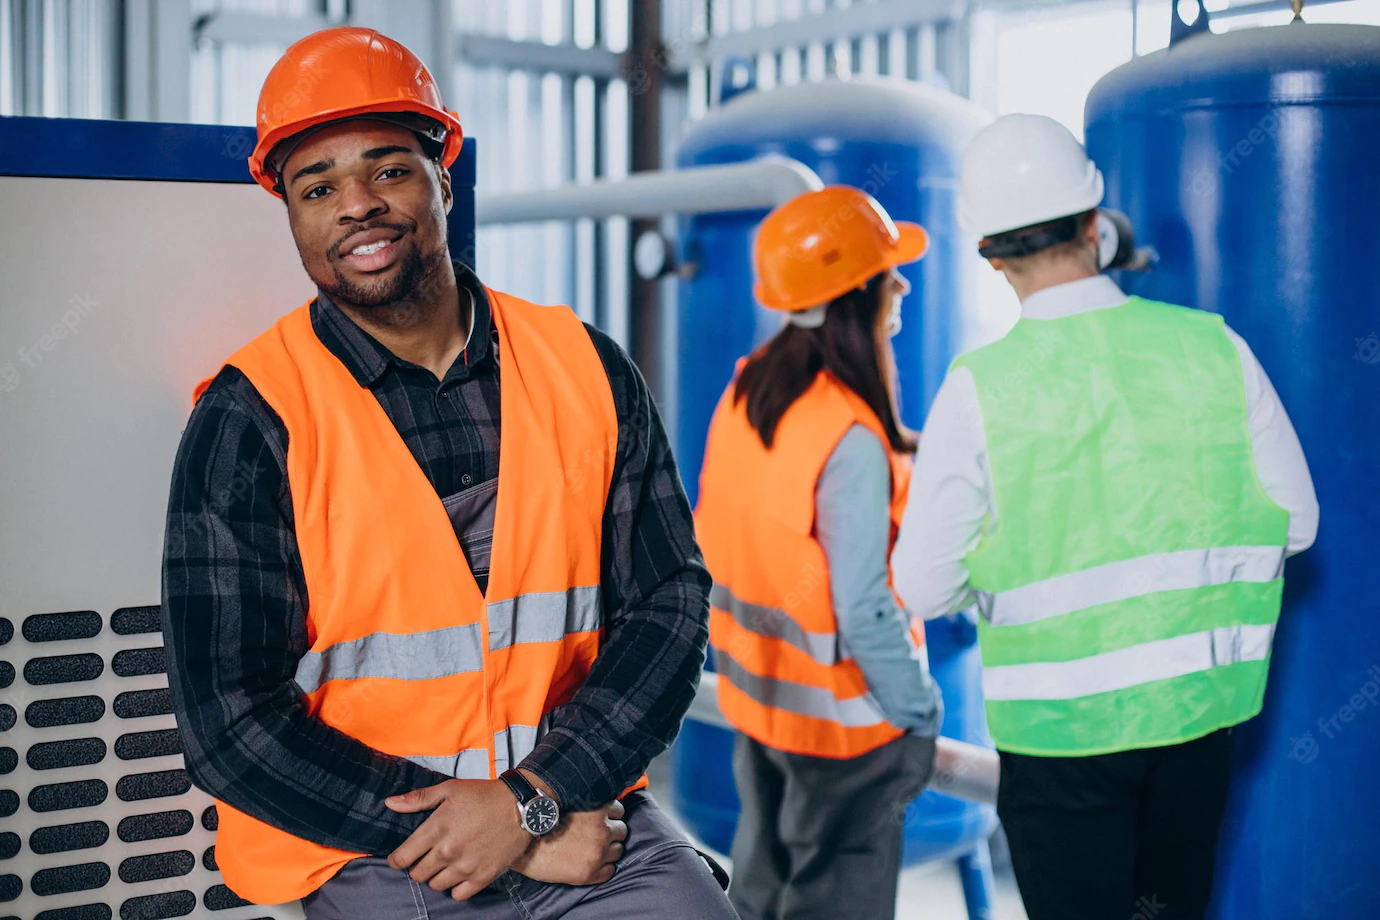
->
[728, 732, 936, 920]
[301, 792, 738, 920]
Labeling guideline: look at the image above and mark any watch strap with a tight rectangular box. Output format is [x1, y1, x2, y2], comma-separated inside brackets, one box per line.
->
[499, 769, 538, 805]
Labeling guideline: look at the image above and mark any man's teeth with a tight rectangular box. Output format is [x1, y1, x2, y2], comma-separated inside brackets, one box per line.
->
[351, 239, 392, 256]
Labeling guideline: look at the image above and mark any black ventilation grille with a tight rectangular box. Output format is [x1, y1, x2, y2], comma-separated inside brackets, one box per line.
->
[30, 821, 110, 855]
[117, 811, 193, 845]
[113, 690, 173, 721]
[28, 738, 108, 772]
[35, 905, 114, 920]
[2, 608, 303, 918]
[25, 654, 105, 686]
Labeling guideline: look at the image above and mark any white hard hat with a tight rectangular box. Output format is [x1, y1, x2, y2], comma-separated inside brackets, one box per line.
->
[958, 114, 1105, 238]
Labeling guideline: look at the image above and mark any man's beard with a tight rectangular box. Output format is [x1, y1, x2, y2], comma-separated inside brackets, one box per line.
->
[313, 216, 449, 314]
[317, 239, 448, 312]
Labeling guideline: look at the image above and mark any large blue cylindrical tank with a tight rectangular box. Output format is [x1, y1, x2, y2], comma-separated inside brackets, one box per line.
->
[668, 77, 996, 866]
[1086, 23, 1380, 918]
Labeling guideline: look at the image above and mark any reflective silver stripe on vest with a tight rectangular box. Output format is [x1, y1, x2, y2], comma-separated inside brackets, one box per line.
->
[494, 718, 551, 775]
[981, 546, 1286, 627]
[407, 717, 556, 779]
[710, 583, 840, 666]
[717, 652, 887, 728]
[406, 748, 491, 780]
[293, 588, 601, 693]
[981, 623, 1276, 702]
[488, 585, 602, 652]
[294, 622, 485, 694]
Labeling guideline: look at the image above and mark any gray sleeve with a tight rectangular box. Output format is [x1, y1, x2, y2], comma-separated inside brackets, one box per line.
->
[816, 425, 942, 736]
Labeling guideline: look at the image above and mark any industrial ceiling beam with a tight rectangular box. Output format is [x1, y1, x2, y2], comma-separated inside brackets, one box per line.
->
[192, 11, 329, 47]
[668, 0, 967, 70]
[454, 34, 624, 77]
[194, 10, 625, 79]
[182, 0, 1360, 90]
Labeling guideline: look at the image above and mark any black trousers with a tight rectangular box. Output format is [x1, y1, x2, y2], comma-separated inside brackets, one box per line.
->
[728, 732, 935, 920]
[998, 728, 1236, 920]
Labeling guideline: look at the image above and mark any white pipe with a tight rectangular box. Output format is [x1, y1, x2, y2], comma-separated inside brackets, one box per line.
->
[930, 735, 1001, 807]
[687, 671, 1000, 806]
[475, 156, 824, 225]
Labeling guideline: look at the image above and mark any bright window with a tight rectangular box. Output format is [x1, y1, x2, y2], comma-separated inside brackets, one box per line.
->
[972, 1, 1134, 140]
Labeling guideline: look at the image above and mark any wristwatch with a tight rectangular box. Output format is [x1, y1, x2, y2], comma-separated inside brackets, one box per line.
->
[499, 769, 561, 836]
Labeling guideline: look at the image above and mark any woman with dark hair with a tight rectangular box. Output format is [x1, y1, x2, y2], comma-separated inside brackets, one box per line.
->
[696, 187, 943, 920]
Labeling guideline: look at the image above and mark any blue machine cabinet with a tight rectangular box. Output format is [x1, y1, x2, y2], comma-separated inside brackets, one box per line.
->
[1086, 15, 1380, 918]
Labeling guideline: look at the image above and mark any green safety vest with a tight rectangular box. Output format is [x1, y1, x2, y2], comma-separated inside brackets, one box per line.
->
[952, 296, 1289, 757]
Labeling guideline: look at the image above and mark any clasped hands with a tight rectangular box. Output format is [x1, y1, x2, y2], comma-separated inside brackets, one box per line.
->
[383, 770, 627, 901]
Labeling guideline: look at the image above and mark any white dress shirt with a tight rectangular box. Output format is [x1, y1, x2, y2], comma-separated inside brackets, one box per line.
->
[893, 274, 1320, 621]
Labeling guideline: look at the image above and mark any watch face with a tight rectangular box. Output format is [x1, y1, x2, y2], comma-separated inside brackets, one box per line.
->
[523, 795, 560, 835]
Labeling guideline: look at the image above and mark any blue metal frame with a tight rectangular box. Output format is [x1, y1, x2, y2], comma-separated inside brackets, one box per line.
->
[0, 115, 264, 182]
[0, 115, 477, 266]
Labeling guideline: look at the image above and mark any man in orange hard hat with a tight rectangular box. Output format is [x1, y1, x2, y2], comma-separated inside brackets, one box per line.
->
[162, 27, 737, 919]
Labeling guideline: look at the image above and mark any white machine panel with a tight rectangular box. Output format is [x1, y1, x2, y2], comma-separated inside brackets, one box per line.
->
[1, 175, 312, 920]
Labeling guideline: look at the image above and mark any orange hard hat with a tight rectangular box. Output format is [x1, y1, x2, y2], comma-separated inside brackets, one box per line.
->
[249, 27, 464, 196]
[753, 186, 929, 313]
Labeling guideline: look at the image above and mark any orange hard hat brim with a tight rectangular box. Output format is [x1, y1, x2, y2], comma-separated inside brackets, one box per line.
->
[757, 220, 931, 314]
[249, 102, 464, 196]
[890, 222, 930, 267]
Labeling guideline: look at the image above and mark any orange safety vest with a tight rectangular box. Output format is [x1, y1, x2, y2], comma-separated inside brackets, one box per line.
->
[696, 369, 921, 760]
[196, 290, 644, 904]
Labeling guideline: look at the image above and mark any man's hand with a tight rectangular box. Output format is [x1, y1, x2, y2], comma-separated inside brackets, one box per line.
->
[512, 799, 628, 886]
[384, 778, 534, 901]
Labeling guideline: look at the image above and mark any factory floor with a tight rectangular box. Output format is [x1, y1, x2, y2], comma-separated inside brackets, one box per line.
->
[896, 859, 1028, 918]
[684, 822, 1030, 918]
[649, 757, 1030, 919]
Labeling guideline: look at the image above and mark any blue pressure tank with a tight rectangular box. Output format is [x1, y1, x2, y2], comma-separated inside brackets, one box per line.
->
[1086, 19, 1380, 919]
[666, 77, 997, 874]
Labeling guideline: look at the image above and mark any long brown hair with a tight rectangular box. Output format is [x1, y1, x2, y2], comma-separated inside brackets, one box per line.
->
[735, 272, 917, 453]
